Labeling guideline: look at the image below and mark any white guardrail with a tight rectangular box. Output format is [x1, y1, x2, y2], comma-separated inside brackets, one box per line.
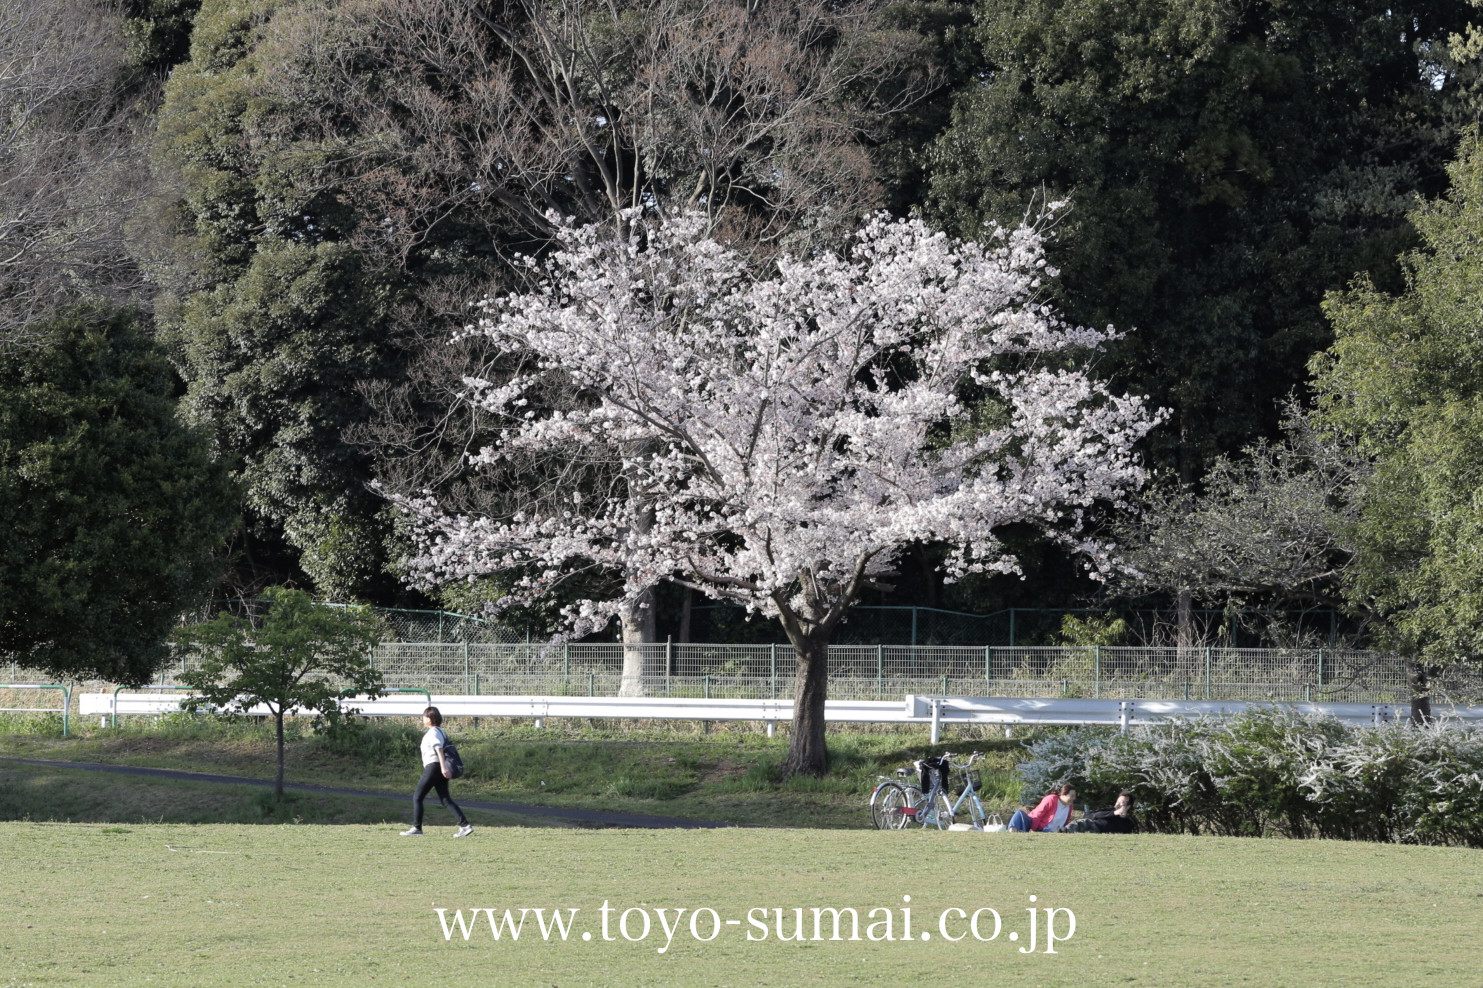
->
[78, 692, 1483, 741]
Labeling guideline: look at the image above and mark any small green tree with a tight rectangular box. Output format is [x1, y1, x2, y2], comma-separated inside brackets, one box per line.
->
[175, 588, 385, 797]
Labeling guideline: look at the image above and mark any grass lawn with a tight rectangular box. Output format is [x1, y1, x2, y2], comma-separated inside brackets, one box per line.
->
[2, 820, 1480, 987]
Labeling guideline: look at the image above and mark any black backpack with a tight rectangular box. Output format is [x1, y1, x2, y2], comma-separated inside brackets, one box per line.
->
[918, 756, 950, 794]
[441, 739, 465, 779]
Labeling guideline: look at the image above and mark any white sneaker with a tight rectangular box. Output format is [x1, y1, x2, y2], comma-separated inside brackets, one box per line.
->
[400, 827, 423, 836]
[453, 824, 474, 838]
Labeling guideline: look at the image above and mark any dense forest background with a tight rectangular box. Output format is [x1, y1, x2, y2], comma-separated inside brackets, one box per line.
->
[7, 0, 1483, 682]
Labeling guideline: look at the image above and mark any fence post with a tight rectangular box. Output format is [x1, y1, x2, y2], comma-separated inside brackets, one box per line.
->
[985, 646, 992, 694]
[1009, 609, 1016, 647]
[1093, 646, 1101, 699]
[563, 643, 570, 690]
[771, 643, 777, 699]
[876, 645, 884, 700]
[911, 609, 919, 647]
[589, 672, 595, 697]
[703, 675, 711, 734]
[463, 640, 471, 695]
[1205, 647, 1213, 700]
[941, 674, 948, 697]
[1317, 649, 1326, 692]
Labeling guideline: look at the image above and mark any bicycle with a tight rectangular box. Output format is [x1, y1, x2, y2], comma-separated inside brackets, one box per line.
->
[942, 752, 991, 829]
[876, 752, 990, 830]
[869, 769, 922, 830]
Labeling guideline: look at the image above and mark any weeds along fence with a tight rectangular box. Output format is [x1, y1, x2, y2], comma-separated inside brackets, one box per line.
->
[8, 645, 1483, 726]
[357, 643, 1454, 703]
[37, 643, 1476, 704]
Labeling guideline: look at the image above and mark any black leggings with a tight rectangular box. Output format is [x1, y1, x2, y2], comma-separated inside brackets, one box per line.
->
[413, 762, 468, 828]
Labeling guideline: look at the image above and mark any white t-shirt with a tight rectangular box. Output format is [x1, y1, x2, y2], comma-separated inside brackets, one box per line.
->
[420, 726, 447, 766]
[1043, 799, 1071, 833]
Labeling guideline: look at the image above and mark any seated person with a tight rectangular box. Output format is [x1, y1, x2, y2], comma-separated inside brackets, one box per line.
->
[1007, 782, 1077, 832]
[1064, 790, 1138, 834]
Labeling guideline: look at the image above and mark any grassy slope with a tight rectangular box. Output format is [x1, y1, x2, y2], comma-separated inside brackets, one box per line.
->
[0, 715, 1029, 828]
[0, 762, 570, 828]
[2, 822, 1480, 987]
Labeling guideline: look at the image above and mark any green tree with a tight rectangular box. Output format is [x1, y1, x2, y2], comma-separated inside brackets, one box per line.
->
[175, 587, 384, 796]
[1316, 130, 1483, 711]
[929, 0, 1475, 479]
[0, 307, 236, 683]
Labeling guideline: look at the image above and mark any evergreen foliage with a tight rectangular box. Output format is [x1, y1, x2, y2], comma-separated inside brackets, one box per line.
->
[0, 308, 236, 683]
[929, 0, 1475, 476]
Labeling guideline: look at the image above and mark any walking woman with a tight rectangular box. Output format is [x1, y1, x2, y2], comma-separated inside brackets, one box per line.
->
[401, 706, 473, 837]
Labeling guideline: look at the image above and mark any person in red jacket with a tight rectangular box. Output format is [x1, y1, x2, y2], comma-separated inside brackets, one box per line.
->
[1007, 782, 1077, 832]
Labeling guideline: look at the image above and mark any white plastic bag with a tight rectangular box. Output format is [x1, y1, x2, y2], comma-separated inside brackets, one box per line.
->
[982, 814, 1007, 833]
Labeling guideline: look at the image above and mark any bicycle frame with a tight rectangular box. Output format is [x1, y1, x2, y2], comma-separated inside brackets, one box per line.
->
[904, 752, 988, 829]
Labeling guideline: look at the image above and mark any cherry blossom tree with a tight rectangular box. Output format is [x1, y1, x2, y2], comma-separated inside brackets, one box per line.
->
[395, 209, 1161, 776]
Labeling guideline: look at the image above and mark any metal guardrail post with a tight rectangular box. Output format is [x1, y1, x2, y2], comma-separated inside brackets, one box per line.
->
[111, 684, 195, 729]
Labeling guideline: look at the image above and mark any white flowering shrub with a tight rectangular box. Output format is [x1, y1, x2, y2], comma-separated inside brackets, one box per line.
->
[1018, 709, 1483, 845]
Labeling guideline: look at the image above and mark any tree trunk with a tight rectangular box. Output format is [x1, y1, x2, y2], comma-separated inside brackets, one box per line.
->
[618, 589, 657, 696]
[1409, 658, 1434, 725]
[1176, 589, 1195, 650]
[678, 587, 692, 644]
[780, 633, 830, 778]
[275, 711, 285, 799]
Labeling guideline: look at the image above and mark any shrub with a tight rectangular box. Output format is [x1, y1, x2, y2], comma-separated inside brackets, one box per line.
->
[1016, 708, 1483, 846]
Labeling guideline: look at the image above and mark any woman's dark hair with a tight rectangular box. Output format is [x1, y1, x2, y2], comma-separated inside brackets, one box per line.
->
[423, 706, 442, 726]
[1057, 782, 1077, 796]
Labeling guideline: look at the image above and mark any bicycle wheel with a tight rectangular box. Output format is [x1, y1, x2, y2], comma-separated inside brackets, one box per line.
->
[927, 789, 955, 829]
[873, 782, 919, 830]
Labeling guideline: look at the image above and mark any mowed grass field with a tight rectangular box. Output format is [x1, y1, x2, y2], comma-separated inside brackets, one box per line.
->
[3, 820, 1481, 988]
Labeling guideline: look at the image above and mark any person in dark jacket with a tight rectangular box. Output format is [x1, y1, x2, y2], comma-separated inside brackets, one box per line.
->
[1065, 791, 1137, 834]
